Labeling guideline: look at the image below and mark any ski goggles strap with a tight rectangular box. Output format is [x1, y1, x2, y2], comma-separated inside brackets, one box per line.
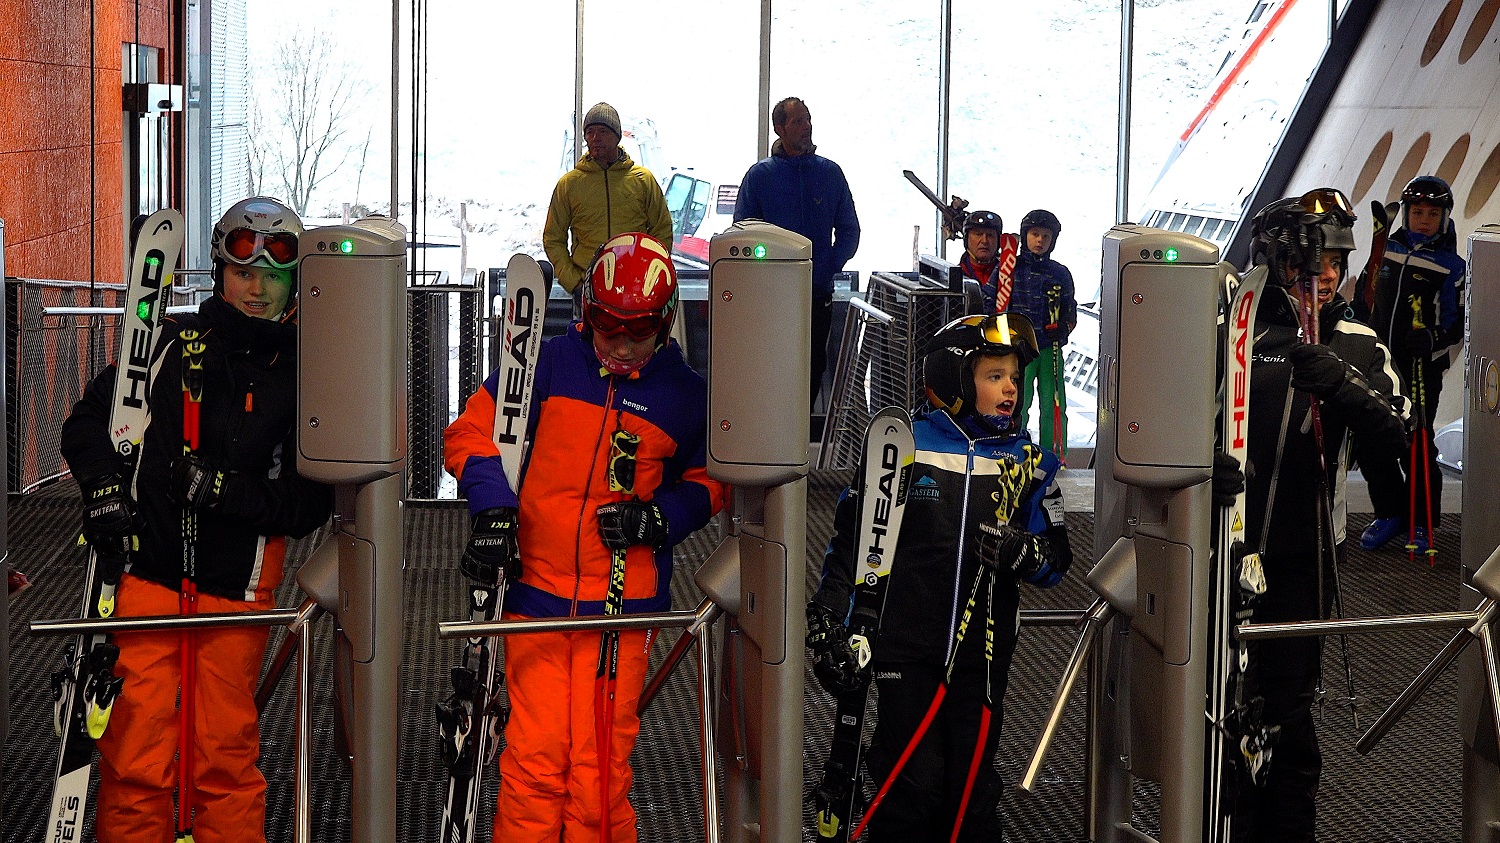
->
[223, 227, 299, 269]
[607, 429, 641, 495]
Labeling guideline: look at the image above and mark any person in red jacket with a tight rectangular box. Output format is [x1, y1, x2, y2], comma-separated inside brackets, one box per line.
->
[60, 196, 333, 842]
[443, 232, 725, 842]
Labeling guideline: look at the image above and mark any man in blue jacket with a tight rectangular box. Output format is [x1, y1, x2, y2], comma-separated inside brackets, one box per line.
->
[734, 96, 861, 409]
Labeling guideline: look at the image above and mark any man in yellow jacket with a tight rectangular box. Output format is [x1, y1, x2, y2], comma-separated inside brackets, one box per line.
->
[544, 102, 674, 294]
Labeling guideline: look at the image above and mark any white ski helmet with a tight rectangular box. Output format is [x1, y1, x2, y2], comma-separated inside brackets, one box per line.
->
[211, 196, 303, 278]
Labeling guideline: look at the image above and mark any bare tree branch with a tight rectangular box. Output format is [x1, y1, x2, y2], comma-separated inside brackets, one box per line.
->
[250, 27, 372, 215]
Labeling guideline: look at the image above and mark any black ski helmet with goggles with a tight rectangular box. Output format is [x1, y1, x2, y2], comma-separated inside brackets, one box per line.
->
[1400, 174, 1454, 235]
[210, 196, 303, 295]
[1248, 187, 1356, 286]
[922, 313, 1039, 415]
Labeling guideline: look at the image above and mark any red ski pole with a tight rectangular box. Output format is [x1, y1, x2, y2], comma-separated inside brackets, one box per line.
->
[948, 574, 998, 843]
[178, 328, 205, 843]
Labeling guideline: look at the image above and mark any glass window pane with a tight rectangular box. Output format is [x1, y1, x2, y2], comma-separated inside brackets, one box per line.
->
[771, 0, 940, 279]
[246, 1, 393, 225]
[584, 0, 760, 263]
[409, 2, 573, 277]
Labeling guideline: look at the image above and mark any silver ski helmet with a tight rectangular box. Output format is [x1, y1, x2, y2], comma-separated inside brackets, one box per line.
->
[1400, 174, 1453, 233]
[211, 196, 303, 301]
[922, 313, 1039, 415]
[1248, 187, 1356, 285]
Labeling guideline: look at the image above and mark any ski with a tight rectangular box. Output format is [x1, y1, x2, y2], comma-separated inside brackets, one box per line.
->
[1205, 262, 1270, 840]
[438, 253, 552, 843]
[814, 407, 915, 842]
[46, 208, 183, 843]
[902, 169, 969, 242]
[1352, 200, 1398, 323]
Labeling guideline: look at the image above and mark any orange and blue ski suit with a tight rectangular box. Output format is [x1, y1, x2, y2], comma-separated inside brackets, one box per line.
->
[443, 321, 723, 842]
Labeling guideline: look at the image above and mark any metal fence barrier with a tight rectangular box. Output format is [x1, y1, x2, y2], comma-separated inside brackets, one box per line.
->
[818, 271, 969, 471]
[5, 277, 206, 494]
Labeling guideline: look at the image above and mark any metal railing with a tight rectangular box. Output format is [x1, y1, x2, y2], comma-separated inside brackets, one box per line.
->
[819, 272, 969, 470]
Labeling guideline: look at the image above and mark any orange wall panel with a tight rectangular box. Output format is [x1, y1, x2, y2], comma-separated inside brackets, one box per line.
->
[0, 61, 92, 151]
[1, 1, 92, 65]
[0, 0, 172, 283]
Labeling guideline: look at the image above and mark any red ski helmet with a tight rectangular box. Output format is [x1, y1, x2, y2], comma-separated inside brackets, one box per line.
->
[922, 313, 1038, 415]
[582, 232, 679, 350]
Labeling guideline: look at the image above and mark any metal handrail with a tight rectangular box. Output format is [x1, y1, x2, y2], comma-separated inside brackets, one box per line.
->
[438, 605, 720, 842]
[31, 605, 318, 842]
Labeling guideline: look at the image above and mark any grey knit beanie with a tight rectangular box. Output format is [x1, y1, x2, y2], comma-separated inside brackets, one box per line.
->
[584, 102, 622, 140]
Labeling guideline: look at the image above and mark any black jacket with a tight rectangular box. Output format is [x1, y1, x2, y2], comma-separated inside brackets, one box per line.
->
[813, 411, 1072, 667]
[1245, 287, 1405, 621]
[62, 295, 333, 601]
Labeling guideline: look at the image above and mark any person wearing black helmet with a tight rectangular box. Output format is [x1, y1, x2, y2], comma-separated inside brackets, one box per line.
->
[1357, 175, 1465, 553]
[1010, 209, 1076, 455]
[807, 313, 1073, 840]
[957, 210, 1019, 314]
[59, 197, 333, 842]
[1230, 189, 1406, 841]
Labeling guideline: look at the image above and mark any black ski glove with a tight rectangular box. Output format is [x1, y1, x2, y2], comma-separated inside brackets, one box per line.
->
[976, 521, 1062, 587]
[80, 473, 143, 556]
[806, 602, 866, 695]
[1212, 451, 1245, 508]
[173, 455, 227, 512]
[1288, 343, 1347, 400]
[596, 501, 668, 550]
[460, 507, 521, 585]
[1407, 326, 1438, 358]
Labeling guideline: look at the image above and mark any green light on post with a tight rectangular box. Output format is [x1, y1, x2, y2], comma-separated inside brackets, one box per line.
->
[339, 239, 355, 254]
[136, 300, 153, 320]
[1164, 248, 1179, 262]
[752, 243, 767, 259]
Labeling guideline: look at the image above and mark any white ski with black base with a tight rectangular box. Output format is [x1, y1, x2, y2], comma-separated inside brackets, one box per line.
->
[1205, 262, 1271, 840]
[45, 208, 183, 843]
[814, 406, 915, 842]
[438, 253, 552, 843]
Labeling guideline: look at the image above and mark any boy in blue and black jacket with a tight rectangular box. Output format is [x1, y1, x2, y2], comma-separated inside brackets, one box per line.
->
[806, 313, 1073, 842]
[1359, 175, 1465, 552]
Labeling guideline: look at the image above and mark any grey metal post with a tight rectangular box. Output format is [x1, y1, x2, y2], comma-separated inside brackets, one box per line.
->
[1089, 226, 1223, 841]
[297, 218, 408, 843]
[707, 222, 811, 843]
[1462, 228, 1500, 838]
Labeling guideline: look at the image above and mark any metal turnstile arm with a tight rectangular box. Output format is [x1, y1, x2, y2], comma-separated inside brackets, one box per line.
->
[1018, 598, 1115, 793]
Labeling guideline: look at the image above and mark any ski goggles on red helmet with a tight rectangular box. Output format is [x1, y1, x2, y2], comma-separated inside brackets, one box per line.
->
[584, 304, 663, 341]
[222, 227, 299, 269]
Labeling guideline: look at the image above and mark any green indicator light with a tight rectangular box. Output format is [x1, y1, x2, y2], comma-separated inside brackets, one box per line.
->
[136, 301, 153, 320]
[145, 256, 161, 267]
[753, 243, 767, 259]
[1164, 248, 1179, 262]
[340, 239, 355, 254]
